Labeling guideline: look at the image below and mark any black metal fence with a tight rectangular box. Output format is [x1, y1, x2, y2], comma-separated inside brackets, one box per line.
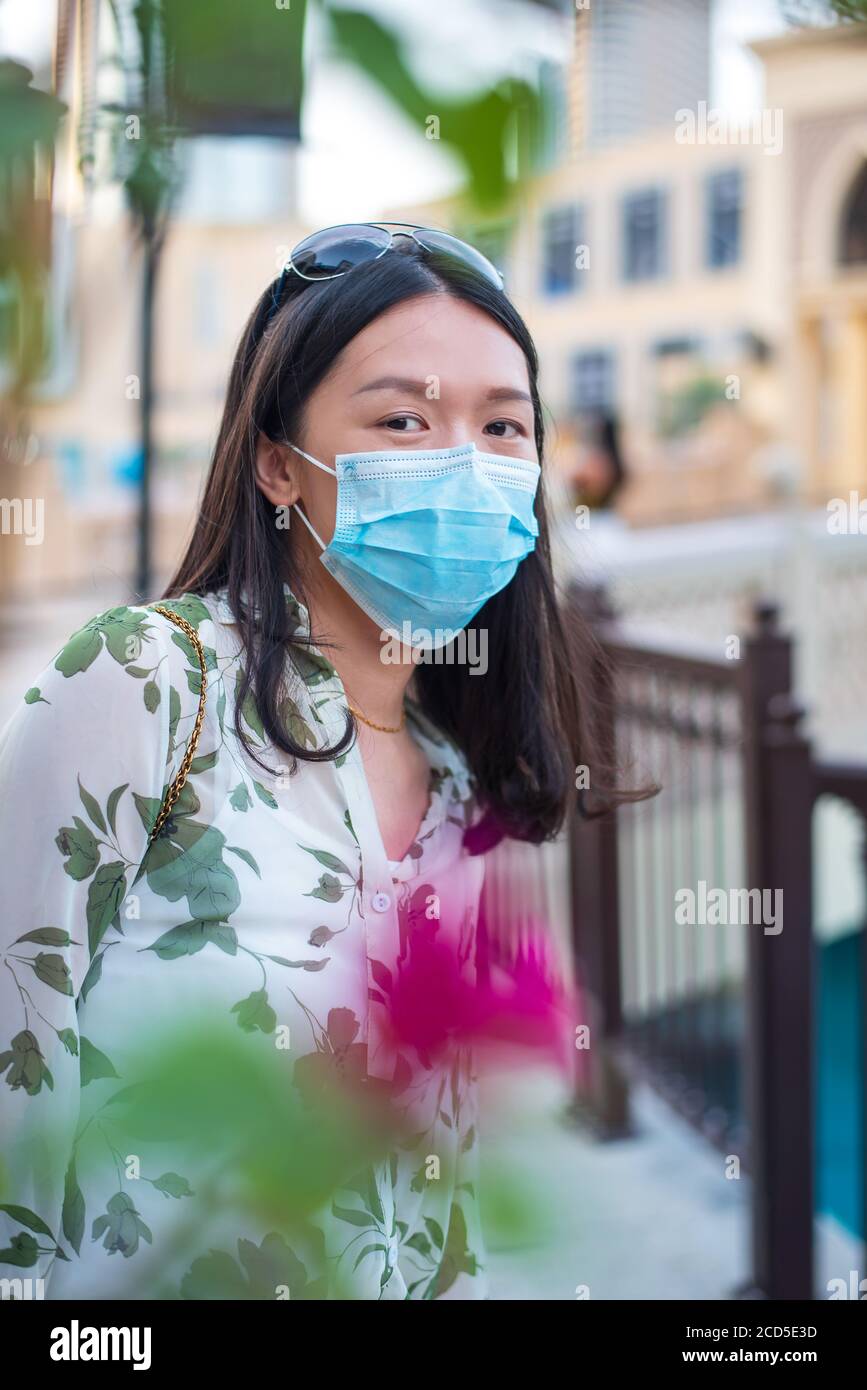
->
[568, 583, 866, 1301]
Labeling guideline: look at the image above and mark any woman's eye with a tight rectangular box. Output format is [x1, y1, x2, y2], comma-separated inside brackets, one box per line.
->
[485, 419, 523, 439]
[382, 414, 426, 432]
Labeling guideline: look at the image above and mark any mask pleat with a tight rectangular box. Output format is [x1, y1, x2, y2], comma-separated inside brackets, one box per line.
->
[316, 443, 539, 645]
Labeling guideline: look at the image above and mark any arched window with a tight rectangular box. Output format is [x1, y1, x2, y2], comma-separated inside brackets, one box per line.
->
[839, 161, 867, 266]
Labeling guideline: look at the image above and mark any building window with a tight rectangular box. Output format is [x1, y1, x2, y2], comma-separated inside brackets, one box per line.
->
[536, 59, 569, 173]
[650, 338, 730, 438]
[542, 205, 584, 296]
[622, 188, 667, 282]
[840, 161, 867, 266]
[570, 349, 615, 413]
[706, 169, 743, 270]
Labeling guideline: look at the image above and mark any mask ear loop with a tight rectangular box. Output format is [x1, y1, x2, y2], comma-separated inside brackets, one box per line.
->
[285, 442, 336, 551]
[292, 500, 327, 551]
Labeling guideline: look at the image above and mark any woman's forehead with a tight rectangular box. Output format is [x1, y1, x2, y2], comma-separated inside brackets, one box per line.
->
[331, 295, 530, 393]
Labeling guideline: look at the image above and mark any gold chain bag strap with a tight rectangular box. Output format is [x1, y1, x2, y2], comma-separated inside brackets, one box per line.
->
[147, 604, 208, 844]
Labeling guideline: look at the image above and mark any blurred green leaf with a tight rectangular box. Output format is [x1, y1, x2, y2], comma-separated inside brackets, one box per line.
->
[324, 5, 545, 210]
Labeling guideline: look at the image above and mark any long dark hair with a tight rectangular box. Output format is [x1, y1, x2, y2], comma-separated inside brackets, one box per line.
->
[164, 237, 639, 850]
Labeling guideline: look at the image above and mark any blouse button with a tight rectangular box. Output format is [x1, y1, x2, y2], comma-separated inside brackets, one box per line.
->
[371, 890, 391, 913]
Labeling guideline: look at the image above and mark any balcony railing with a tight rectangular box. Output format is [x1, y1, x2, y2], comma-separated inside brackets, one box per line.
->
[568, 582, 867, 1301]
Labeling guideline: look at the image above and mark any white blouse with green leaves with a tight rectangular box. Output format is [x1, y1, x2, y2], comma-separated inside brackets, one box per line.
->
[0, 586, 489, 1300]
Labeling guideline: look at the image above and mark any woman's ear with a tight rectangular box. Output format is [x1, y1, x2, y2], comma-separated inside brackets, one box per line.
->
[253, 433, 301, 507]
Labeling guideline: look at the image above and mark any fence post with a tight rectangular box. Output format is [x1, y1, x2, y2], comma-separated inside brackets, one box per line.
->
[567, 583, 631, 1138]
[862, 835, 867, 1290]
[740, 602, 815, 1300]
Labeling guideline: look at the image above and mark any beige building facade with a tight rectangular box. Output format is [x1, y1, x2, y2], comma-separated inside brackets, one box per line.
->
[4, 16, 867, 602]
[389, 23, 867, 527]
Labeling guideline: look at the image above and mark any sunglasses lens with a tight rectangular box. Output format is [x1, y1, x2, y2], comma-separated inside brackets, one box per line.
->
[290, 224, 391, 279]
[412, 229, 504, 288]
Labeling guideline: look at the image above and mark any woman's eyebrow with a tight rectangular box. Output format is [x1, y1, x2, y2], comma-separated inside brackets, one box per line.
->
[353, 375, 532, 405]
[353, 376, 430, 397]
[485, 386, 533, 405]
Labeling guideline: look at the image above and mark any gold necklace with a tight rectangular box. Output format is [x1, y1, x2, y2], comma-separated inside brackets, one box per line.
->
[347, 701, 405, 734]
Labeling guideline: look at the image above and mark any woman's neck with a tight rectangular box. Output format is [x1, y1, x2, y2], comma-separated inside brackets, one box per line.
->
[302, 572, 417, 730]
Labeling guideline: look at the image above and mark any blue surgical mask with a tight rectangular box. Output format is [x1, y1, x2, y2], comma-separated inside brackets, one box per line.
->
[286, 441, 540, 651]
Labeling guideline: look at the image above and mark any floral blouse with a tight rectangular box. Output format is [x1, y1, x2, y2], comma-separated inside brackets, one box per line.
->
[0, 585, 490, 1300]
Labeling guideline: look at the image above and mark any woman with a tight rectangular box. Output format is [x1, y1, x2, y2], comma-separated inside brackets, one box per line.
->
[569, 409, 627, 511]
[0, 223, 606, 1301]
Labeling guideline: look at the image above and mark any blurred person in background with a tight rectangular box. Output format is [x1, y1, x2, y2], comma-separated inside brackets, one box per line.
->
[567, 409, 627, 513]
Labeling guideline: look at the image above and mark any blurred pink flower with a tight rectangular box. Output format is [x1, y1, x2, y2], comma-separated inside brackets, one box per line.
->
[381, 917, 577, 1074]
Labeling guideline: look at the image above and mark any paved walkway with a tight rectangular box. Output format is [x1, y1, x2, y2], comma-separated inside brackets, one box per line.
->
[483, 1068, 862, 1301]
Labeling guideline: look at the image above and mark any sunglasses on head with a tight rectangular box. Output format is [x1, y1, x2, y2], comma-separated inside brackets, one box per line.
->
[265, 221, 505, 324]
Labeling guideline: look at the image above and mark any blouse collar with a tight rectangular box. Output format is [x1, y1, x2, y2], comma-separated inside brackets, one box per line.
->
[209, 581, 311, 640]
